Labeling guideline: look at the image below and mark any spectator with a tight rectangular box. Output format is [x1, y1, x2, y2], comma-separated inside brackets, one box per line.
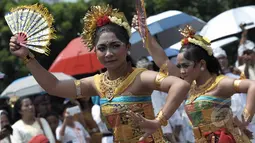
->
[56, 102, 91, 143]
[45, 112, 61, 143]
[136, 56, 154, 70]
[0, 110, 12, 143]
[213, 47, 241, 76]
[34, 93, 52, 118]
[91, 103, 113, 143]
[238, 41, 255, 80]
[75, 98, 102, 143]
[12, 96, 55, 143]
[237, 23, 255, 80]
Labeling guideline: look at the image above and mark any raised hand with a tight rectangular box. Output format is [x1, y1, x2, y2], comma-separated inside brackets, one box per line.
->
[9, 35, 29, 58]
[133, 0, 149, 48]
[127, 111, 161, 141]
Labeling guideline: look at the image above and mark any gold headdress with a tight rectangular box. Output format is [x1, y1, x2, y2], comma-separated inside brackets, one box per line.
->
[179, 25, 213, 56]
[82, 5, 131, 51]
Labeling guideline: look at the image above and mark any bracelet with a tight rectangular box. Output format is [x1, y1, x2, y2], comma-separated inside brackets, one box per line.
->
[155, 61, 168, 88]
[74, 80, 81, 98]
[240, 72, 246, 79]
[22, 52, 35, 65]
[155, 110, 168, 126]
[233, 79, 242, 93]
[243, 108, 254, 123]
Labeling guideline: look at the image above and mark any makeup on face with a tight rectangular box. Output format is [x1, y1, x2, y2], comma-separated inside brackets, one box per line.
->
[176, 59, 195, 69]
[96, 40, 125, 53]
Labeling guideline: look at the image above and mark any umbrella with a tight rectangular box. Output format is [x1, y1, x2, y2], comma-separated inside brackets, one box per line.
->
[150, 36, 238, 54]
[200, 5, 255, 41]
[130, 10, 205, 61]
[49, 37, 104, 75]
[1, 72, 74, 97]
[211, 36, 239, 49]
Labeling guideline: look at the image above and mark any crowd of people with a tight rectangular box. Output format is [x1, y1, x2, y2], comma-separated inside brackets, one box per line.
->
[1, 3, 255, 143]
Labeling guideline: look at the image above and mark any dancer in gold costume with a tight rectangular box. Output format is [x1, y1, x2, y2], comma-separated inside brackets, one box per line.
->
[132, 11, 255, 142]
[9, 5, 190, 143]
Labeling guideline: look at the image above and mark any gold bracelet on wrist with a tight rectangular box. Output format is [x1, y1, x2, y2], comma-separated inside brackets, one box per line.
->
[156, 110, 168, 126]
[243, 108, 254, 123]
[22, 52, 35, 65]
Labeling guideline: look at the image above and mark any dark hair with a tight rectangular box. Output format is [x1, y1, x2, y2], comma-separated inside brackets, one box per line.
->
[93, 22, 135, 67]
[126, 55, 136, 67]
[45, 112, 59, 119]
[93, 22, 130, 46]
[13, 96, 33, 123]
[181, 43, 222, 75]
[62, 101, 76, 115]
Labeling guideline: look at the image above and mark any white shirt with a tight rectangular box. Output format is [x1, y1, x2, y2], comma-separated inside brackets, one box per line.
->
[56, 121, 90, 143]
[91, 104, 113, 143]
[11, 118, 55, 143]
[151, 90, 183, 134]
[1, 137, 11, 143]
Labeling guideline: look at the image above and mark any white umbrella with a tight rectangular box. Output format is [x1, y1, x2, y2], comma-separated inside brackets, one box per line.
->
[160, 36, 239, 51]
[211, 36, 239, 49]
[200, 5, 255, 41]
[130, 10, 205, 61]
[1, 72, 74, 97]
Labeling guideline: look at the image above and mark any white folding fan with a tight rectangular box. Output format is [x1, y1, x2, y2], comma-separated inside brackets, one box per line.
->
[4, 4, 56, 55]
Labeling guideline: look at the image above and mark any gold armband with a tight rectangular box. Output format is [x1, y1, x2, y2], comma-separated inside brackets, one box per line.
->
[155, 62, 168, 88]
[240, 72, 246, 80]
[74, 80, 81, 98]
[233, 79, 242, 93]
[243, 108, 254, 123]
[22, 52, 35, 65]
[156, 110, 168, 126]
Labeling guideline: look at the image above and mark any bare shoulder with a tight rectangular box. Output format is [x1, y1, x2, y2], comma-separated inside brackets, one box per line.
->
[139, 70, 181, 81]
[139, 70, 188, 92]
[218, 76, 235, 88]
[139, 70, 157, 81]
[217, 76, 235, 97]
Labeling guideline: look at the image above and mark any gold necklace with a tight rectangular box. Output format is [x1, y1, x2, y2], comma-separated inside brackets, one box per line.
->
[99, 71, 130, 101]
[188, 75, 217, 102]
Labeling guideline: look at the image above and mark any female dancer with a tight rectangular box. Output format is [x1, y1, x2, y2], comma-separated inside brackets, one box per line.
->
[132, 13, 255, 142]
[9, 5, 189, 143]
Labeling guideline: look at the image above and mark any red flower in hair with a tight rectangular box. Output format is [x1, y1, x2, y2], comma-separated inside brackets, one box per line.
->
[97, 16, 110, 27]
[182, 38, 189, 45]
